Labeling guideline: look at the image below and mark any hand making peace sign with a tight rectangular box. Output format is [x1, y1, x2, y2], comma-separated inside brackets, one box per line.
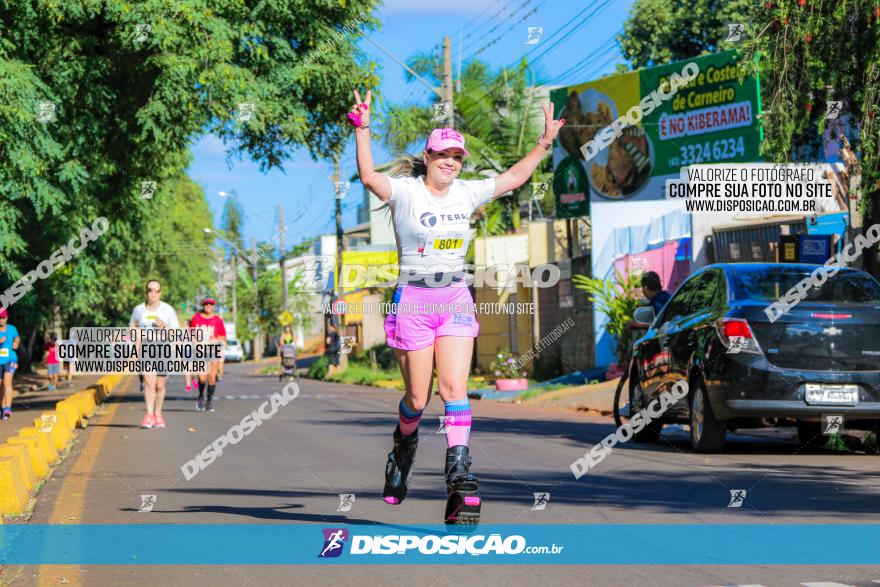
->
[349, 89, 372, 128]
[541, 102, 565, 143]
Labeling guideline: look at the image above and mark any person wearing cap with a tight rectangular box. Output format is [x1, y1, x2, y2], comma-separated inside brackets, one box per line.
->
[0, 308, 20, 420]
[189, 298, 227, 412]
[44, 333, 60, 391]
[130, 279, 180, 428]
[348, 89, 564, 523]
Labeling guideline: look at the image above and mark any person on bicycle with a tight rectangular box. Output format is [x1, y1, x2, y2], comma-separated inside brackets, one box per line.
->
[627, 271, 671, 330]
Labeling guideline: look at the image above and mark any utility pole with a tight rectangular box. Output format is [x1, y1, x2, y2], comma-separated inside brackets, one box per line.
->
[456, 30, 462, 93]
[333, 156, 348, 370]
[279, 206, 287, 312]
[442, 35, 454, 128]
[251, 237, 262, 361]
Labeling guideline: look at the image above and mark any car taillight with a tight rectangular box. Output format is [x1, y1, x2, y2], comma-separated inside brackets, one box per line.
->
[811, 313, 852, 319]
[722, 319, 753, 339]
[718, 318, 763, 355]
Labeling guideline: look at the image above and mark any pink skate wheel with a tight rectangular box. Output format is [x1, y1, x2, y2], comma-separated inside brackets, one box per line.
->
[383, 496, 401, 505]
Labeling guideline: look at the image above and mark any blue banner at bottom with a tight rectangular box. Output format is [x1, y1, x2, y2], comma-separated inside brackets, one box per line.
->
[1, 524, 878, 565]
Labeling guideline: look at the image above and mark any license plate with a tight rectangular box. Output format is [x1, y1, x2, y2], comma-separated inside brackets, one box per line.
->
[804, 383, 859, 405]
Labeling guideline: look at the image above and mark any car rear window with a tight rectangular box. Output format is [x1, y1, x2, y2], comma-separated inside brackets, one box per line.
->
[732, 266, 880, 303]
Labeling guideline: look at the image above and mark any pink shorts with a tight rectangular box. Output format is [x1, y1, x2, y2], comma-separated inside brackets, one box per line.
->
[384, 283, 479, 351]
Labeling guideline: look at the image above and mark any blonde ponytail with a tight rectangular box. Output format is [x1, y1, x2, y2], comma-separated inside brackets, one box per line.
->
[389, 152, 426, 178]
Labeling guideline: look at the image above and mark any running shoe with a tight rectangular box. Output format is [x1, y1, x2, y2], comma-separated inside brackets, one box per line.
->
[154, 414, 166, 428]
[141, 414, 155, 429]
[1, 407, 10, 420]
[196, 398, 205, 412]
[205, 400, 215, 412]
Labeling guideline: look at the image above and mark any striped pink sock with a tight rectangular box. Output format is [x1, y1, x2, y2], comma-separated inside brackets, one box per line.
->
[398, 398, 422, 436]
[444, 398, 472, 447]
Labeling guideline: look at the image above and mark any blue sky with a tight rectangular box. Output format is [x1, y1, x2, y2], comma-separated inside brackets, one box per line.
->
[187, 0, 634, 248]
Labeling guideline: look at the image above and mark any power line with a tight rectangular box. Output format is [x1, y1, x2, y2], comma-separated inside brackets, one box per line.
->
[573, 53, 621, 85]
[518, 0, 614, 70]
[460, 0, 518, 45]
[549, 32, 621, 85]
[454, 0, 614, 122]
[458, 0, 507, 36]
[462, 0, 535, 53]
[464, 0, 605, 68]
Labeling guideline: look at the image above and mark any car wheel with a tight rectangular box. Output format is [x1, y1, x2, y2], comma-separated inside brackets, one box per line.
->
[796, 420, 826, 449]
[689, 381, 726, 453]
[630, 380, 662, 443]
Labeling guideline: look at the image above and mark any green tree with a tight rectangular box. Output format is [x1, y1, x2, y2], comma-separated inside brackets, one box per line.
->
[741, 1, 880, 277]
[617, 0, 752, 70]
[256, 268, 314, 339]
[618, 0, 880, 278]
[221, 197, 246, 254]
[573, 270, 643, 367]
[141, 171, 216, 311]
[0, 1, 381, 366]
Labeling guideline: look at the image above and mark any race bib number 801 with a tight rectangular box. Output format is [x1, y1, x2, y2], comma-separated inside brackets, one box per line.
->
[423, 231, 467, 257]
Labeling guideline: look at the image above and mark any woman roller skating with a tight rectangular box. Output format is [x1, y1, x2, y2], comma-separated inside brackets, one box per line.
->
[349, 89, 564, 525]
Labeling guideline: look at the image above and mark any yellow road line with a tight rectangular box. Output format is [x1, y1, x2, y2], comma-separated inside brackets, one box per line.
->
[36, 379, 128, 586]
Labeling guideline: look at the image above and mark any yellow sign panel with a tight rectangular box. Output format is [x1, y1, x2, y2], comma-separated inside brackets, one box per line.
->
[340, 250, 399, 291]
[340, 290, 370, 324]
[277, 311, 293, 326]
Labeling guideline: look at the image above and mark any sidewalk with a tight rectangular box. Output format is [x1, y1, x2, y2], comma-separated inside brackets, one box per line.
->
[517, 378, 619, 415]
[0, 373, 103, 445]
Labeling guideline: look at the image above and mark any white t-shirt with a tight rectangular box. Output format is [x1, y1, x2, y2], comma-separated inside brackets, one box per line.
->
[387, 175, 495, 277]
[129, 301, 180, 329]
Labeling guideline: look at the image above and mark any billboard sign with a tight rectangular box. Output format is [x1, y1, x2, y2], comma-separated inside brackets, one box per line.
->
[551, 50, 761, 216]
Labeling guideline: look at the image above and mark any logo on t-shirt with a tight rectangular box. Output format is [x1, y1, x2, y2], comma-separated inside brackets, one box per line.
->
[419, 212, 437, 228]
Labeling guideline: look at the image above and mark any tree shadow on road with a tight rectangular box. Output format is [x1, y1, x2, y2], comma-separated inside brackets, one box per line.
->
[147, 501, 380, 525]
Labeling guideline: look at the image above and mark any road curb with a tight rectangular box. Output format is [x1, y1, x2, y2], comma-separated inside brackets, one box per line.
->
[0, 373, 126, 516]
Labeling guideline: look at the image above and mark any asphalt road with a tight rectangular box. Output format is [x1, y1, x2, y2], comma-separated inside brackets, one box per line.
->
[6, 362, 880, 586]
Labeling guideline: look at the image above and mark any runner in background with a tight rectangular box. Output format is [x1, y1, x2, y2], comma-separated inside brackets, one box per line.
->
[190, 298, 226, 412]
[325, 323, 340, 377]
[0, 308, 20, 420]
[45, 333, 60, 391]
[279, 324, 295, 370]
[129, 279, 180, 429]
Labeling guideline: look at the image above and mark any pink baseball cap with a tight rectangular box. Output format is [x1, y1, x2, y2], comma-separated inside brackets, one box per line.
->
[425, 128, 470, 157]
[0, 308, 7, 318]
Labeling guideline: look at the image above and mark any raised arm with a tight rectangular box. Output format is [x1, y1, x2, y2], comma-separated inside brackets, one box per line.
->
[351, 89, 393, 202]
[492, 103, 565, 198]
